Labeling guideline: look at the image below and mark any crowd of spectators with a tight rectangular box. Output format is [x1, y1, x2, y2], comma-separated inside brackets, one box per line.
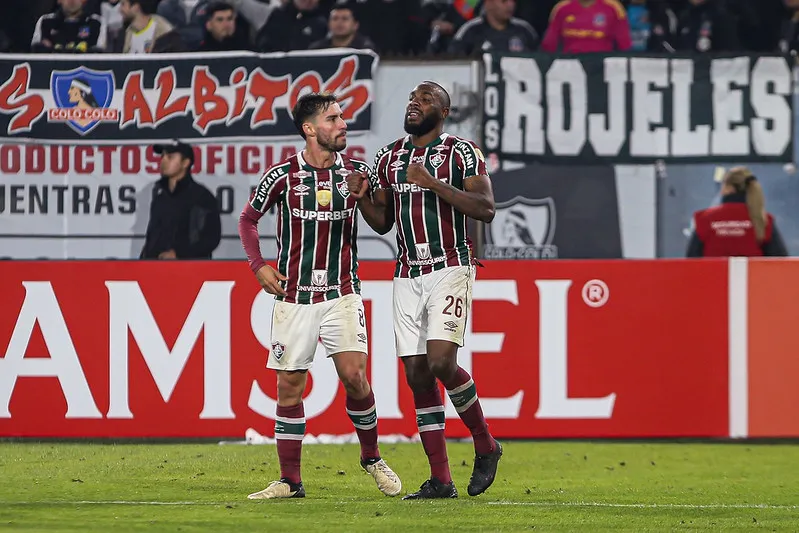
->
[0, 0, 797, 57]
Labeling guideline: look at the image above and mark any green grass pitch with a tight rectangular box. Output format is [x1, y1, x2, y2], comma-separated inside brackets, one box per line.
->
[0, 441, 797, 532]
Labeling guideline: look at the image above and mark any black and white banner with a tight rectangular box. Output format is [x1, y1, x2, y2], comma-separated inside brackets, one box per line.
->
[0, 49, 377, 143]
[482, 53, 794, 164]
[483, 164, 625, 259]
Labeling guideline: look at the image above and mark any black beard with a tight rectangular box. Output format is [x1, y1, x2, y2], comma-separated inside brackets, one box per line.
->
[404, 112, 439, 136]
[318, 135, 346, 153]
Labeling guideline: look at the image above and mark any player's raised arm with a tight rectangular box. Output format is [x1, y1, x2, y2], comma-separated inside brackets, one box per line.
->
[349, 148, 395, 234]
[348, 173, 395, 235]
[404, 139, 495, 223]
[362, 187, 395, 235]
[406, 164, 494, 223]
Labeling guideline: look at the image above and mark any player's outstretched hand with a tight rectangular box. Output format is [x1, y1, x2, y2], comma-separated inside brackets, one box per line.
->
[347, 171, 370, 199]
[255, 264, 287, 296]
[406, 163, 436, 189]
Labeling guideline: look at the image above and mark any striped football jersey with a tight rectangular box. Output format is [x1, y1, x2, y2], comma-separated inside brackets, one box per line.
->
[369, 133, 488, 278]
[249, 151, 368, 304]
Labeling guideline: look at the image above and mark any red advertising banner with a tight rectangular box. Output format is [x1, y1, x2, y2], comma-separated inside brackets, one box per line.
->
[0, 260, 729, 439]
[747, 259, 799, 437]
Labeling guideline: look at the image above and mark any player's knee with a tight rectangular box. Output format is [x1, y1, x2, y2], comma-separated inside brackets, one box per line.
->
[427, 356, 457, 382]
[276, 372, 306, 405]
[340, 367, 369, 397]
[276, 385, 303, 405]
[404, 366, 436, 393]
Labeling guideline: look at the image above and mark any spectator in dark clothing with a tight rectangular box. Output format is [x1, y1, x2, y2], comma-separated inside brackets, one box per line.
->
[511, 0, 556, 38]
[256, 0, 327, 52]
[352, 0, 427, 56]
[779, 0, 799, 57]
[156, 0, 210, 51]
[449, 0, 538, 56]
[422, 0, 470, 55]
[141, 141, 222, 260]
[31, 0, 107, 53]
[627, 0, 678, 52]
[669, 0, 740, 52]
[686, 167, 788, 257]
[309, 4, 376, 50]
[725, 0, 784, 52]
[2, 0, 50, 52]
[197, 1, 251, 50]
[150, 28, 190, 51]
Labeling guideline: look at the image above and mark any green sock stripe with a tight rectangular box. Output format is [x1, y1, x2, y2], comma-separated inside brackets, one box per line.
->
[416, 410, 445, 431]
[348, 408, 377, 430]
[447, 383, 477, 409]
[274, 420, 305, 436]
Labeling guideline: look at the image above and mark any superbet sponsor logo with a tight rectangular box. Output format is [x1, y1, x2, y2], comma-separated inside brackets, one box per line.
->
[0, 57, 371, 135]
[0, 278, 616, 422]
[291, 208, 354, 221]
[392, 183, 425, 193]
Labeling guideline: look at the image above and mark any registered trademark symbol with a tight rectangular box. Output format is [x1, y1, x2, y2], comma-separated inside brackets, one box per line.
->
[582, 279, 609, 308]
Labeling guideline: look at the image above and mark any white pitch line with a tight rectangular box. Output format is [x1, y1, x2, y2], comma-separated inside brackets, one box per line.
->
[2, 501, 214, 506]
[487, 501, 799, 510]
[1, 500, 797, 511]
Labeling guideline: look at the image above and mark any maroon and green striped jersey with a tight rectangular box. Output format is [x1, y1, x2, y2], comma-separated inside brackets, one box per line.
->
[369, 133, 488, 278]
[249, 151, 369, 304]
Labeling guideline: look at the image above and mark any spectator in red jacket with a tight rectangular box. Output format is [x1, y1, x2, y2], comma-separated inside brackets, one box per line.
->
[687, 167, 788, 258]
[541, 0, 631, 53]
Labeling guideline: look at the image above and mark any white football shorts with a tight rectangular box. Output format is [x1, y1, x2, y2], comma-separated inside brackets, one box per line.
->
[267, 293, 368, 371]
[392, 265, 474, 357]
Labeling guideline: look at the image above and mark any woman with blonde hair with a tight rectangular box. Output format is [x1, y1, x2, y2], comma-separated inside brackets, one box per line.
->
[687, 166, 788, 257]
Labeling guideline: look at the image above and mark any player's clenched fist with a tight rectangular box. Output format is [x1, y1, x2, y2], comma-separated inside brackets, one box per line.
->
[406, 163, 436, 189]
[255, 264, 288, 296]
[346, 171, 370, 199]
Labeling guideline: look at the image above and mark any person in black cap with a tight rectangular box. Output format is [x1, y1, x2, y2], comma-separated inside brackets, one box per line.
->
[140, 140, 222, 260]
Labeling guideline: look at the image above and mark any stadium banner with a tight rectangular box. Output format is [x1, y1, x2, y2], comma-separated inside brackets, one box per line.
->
[0, 49, 377, 143]
[0, 142, 399, 261]
[0, 259, 730, 439]
[480, 164, 657, 260]
[0, 61, 484, 260]
[482, 52, 794, 164]
[484, 164, 621, 259]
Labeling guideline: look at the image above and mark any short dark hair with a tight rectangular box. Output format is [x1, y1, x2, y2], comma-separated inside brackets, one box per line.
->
[292, 92, 339, 139]
[130, 0, 159, 15]
[331, 4, 358, 21]
[421, 80, 451, 109]
[206, 1, 235, 18]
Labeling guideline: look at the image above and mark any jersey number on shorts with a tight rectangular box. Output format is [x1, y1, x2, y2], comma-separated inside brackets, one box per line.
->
[358, 307, 365, 327]
[442, 296, 464, 318]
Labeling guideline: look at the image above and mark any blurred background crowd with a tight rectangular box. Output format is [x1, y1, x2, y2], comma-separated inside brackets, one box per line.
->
[0, 0, 797, 58]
